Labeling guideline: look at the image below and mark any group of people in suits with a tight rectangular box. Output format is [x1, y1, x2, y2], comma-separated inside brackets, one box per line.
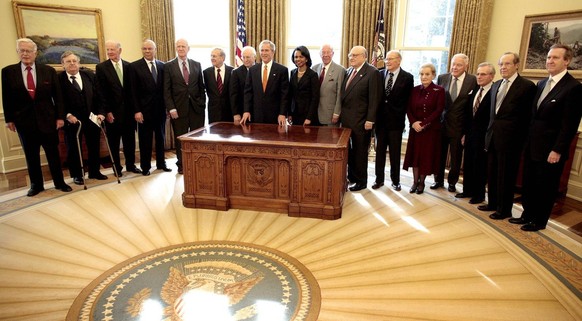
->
[373, 44, 581, 233]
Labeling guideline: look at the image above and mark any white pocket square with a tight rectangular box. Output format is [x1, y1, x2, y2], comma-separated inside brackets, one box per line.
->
[468, 90, 473, 95]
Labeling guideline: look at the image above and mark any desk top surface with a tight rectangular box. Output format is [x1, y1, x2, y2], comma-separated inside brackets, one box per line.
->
[179, 122, 351, 147]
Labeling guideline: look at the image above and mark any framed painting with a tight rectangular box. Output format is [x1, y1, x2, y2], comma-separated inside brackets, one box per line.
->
[519, 10, 582, 79]
[12, 1, 105, 69]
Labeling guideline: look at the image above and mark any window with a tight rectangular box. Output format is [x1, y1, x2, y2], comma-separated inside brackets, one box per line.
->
[393, 0, 456, 85]
[173, 0, 231, 70]
[286, 0, 343, 68]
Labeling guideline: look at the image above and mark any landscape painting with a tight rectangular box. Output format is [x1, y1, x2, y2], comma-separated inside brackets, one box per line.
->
[12, 1, 105, 69]
[520, 10, 582, 79]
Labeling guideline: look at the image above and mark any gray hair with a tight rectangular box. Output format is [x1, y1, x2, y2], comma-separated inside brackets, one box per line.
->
[16, 38, 37, 52]
[259, 40, 276, 52]
[420, 63, 436, 76]
[477, 62, 496, 76]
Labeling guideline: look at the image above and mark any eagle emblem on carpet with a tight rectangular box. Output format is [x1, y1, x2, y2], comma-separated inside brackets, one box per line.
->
[68, 241, 320, 321]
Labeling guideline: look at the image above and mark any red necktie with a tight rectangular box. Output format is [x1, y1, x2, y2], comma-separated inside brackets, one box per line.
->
[217, 68, 223, 94]
[26, 66, 35, 99]
[345, 69, 357, 89]
[319, 66, 326, 85]
[182, 61, 189, 84]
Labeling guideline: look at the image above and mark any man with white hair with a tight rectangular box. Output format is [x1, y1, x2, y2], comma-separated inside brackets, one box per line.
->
[312, 44, 345, 126]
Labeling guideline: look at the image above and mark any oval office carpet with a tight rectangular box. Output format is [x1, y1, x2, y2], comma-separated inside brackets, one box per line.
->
[0, 163, 581, 320]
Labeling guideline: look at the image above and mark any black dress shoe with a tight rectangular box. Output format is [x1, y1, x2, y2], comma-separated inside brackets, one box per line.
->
[349, 183, 366, 192]
[27, 188, 44, 197]
[508, 217, 528, 225]
[455, 192, 470, 198]
[127, 167, 142, 174]
[489, 212, 511, 220]
[89, 173, 108, 180]
[392, 183, 401, 191]
[447, 185, 456, 192]
[409, 183, 418, 193]
[158, 166, 172, 172]
[430, 182, 444, 189]
[469, 197, 484, 204]
[142, 170, 151, 176]
[371, 182, 384, 189]
[416, 183, 425, 194]
[56, 184, 73, 192]
[73, 177, 84, 185]
[521, 223, 546, 232]
[478, 204, 495, 211]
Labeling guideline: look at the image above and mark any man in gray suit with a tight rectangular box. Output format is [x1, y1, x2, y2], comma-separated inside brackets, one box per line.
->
[432, 53, 477, 193]
[163, 38, 206, 174]
[312, 44, 345, 126]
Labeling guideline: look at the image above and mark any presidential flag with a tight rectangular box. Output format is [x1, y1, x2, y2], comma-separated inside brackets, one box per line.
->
[371, 1, 386, 70]
[235, 0, 247, 67]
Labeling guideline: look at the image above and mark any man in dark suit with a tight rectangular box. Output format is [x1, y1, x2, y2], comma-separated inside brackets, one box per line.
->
[163, 38, 206, 174]
[2, 38, 72, 196]
[433, 53, 477, 193]
[59, 51, 107, 185]
[341, 45, 381, 192]
[510, 44, 582, 231]
[131, 39, 171, 176]
[479, 52, 536, 220]
[230, 46, 256, 125]
[242, 39, 289, 126]
[204, 48, 234, 123]
[460, 62, 494, 204]
[372, 50, 413, 191]
[96, 40, 141, 176]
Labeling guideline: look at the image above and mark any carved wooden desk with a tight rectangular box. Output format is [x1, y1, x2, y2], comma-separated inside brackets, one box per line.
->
[179, 122, 351, 219]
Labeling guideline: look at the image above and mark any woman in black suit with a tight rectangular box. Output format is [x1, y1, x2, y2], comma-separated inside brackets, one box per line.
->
[289, 46, 320, 126]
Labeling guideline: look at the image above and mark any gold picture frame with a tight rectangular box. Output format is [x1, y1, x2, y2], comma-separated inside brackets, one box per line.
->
[519, 9, 582, 80]
[12, 0, 105, 70]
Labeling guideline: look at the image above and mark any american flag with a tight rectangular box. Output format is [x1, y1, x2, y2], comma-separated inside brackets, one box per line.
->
[235, 0, 247, 67]
[371, 0, 386, 69]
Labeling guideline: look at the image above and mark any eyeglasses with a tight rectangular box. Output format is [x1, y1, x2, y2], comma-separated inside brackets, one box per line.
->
[17, 49, 36, 54]
[348, 53, 363, 58]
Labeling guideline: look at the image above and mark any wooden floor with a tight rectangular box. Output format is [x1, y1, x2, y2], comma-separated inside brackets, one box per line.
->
[0, 152, 581, 320]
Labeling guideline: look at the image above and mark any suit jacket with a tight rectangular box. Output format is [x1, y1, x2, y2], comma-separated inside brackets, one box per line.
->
[437, 72, 477, 137]
[465, 85, 492, 149]
[244, 61, 289, 124]
[130, 58, 166, 121]
[59, 68, 100, 122]
[377, 68, 414, 131]
[485, 74, 536, 152]
[526, 72, 582, 161]
[2, 63, 64, 135]
[230, 65, 250, 117]
[203, 65, 234, 123]
[95, 59, 134, 123]
[312, 61, 345, 124]
[340, 63, 381, 135]
[289, 68, 320, 124]
[163, 57, 206, 115]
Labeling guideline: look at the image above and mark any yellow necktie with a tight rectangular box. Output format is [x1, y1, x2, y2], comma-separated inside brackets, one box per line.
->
[262, 65, 268, 92]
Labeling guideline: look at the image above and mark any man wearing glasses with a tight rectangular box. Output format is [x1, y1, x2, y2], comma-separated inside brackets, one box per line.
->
[2, 38, 72, 196]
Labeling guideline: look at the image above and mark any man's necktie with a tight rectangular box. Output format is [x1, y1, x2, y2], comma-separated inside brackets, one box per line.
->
[495, 79, 509, 114]
[473, 87, 483, 116]
[182, 61, 189, 84]
[115, 62, 123, 86]
[151, 61, 157, 83]
[217, 68, 223, 94]
[319, 66, 326, 85]
[450, 77, 458, 102]
[537, 77, 552, 108]
[26, 66, 35, 99]
[71, 75, 82, 92]
[385, 72, 394, 96]
[345, 69, 357, 89]
[262, 65, 268, 92]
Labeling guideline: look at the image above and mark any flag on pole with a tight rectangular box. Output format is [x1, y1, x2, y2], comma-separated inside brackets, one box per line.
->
[371, 1, 386, 69]
[235, 0, 247, 67]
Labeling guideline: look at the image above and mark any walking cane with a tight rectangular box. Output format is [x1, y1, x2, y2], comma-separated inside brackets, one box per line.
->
[75, 120, 87, 190]
[100, 122, 121, 184]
